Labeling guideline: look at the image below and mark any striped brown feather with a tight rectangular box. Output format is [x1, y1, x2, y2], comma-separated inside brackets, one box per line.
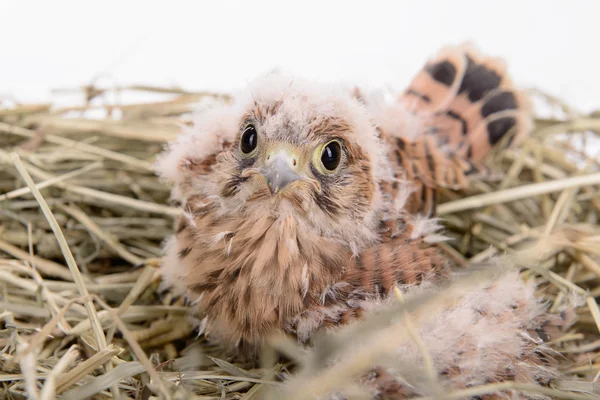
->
[381, 43, 532, 215]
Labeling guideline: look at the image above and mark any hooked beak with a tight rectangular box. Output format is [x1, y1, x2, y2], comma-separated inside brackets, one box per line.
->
[260, 150, 301, 194]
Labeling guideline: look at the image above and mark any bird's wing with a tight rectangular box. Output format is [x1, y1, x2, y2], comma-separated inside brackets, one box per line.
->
[397, 42, 533, 161]
[373, 43, 532, 215]
[296, 215, 451, 332]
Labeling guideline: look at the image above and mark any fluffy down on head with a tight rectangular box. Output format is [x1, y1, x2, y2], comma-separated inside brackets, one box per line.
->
[155, 73, 393, 203]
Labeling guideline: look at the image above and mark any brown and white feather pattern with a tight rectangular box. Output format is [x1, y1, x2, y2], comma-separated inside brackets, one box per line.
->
[156, 43, 567, 396]
[370, 43, 532, 215]
[359, 270, 568, 400]
[165, 190, 450, 352]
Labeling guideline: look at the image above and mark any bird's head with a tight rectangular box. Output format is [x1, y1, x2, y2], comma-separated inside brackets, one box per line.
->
[156, 74, 393, 249]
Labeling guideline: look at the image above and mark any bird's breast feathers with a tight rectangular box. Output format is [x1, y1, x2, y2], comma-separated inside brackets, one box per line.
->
[165, 192, 359, 350]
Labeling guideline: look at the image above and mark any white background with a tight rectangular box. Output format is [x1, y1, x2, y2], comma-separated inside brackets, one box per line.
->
[0, 1, 598, 111]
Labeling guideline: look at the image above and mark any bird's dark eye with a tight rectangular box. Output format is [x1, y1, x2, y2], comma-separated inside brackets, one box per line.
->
[240, 124, 258, 154]
[320, 140, 342, 171]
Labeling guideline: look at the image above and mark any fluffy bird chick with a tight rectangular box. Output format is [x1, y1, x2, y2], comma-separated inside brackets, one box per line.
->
[155, 44, 564, 394]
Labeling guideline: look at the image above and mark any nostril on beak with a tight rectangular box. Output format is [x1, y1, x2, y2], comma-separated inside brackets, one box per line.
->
[262, 153, 301, 195]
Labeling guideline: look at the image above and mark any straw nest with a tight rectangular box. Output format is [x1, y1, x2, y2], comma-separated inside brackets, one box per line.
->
[0, 85, 599, 400]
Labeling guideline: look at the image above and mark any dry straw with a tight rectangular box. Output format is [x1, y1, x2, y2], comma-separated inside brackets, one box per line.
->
[0, 85, 599, 399]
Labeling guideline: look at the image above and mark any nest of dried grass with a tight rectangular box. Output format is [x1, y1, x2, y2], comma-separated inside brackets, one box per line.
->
[0, 85, 599, 400]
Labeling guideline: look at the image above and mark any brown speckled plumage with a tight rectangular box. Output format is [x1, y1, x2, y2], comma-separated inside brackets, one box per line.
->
[156, 44, 570, 398]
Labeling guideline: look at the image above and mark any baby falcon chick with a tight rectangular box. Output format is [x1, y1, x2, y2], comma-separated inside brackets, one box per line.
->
[156, 44, 567, 397]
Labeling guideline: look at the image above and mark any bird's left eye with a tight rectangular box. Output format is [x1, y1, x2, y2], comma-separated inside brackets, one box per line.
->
[320, 140, 342, 171]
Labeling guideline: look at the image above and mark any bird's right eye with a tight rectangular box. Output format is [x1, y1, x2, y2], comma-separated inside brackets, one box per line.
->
[240, 124, 258, 154]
